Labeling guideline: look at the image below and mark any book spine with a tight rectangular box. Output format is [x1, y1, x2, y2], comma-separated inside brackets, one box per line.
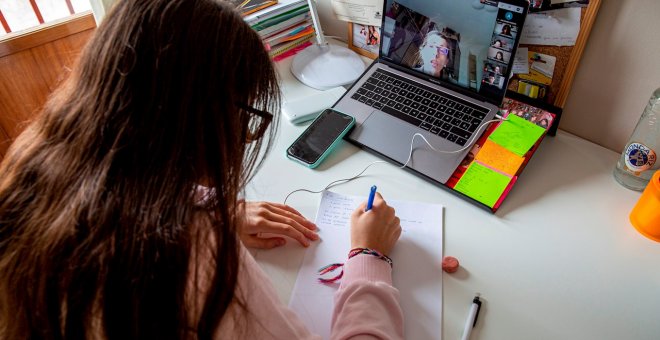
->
[251, 5, 309, 30]
[244, 0, 306, 24]
[258, 12, 311, 38]
[272, 40, 312, 61]
[269, 34, 313, 57]
[264, 23, 313, 46]
[239, 0, 278, 16]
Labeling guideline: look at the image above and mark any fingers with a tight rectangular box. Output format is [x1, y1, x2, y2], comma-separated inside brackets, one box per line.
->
[392, 216, 402, 239]
[355, 192, 385, 214]
[261, 207, 319, 244]
[369, 192, 387, 210]
[266, 203, 317, 231]
[257, 217, 318, 247]
[349, 192, 401, 255]
[244, 202, 319, 247]
[354, 201, 367, 217]
[250, 202, 317, 232]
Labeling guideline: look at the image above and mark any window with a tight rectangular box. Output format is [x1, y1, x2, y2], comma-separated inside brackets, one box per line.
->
[0, 0, 91, 37]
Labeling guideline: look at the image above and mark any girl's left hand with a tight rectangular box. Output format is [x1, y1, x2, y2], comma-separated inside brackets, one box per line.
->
[238, 201, 319, 249]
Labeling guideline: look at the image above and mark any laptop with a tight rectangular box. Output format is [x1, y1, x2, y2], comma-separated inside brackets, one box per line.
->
[335, 0, 528, 184]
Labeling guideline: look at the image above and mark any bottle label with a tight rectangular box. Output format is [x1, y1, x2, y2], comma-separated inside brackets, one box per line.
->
[624, 142, 657, 173]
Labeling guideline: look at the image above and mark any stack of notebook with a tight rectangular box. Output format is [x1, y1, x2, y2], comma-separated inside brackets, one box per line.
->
[243, 0, 315, 60]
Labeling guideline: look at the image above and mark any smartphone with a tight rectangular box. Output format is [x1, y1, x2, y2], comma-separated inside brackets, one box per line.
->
[286, 108, 355, 168]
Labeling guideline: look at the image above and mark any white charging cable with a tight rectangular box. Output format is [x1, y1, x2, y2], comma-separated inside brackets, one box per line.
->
[283, 116, 509, 205]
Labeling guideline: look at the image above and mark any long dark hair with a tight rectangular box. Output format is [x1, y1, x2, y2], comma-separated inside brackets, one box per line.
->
[0, 0, 280, 338]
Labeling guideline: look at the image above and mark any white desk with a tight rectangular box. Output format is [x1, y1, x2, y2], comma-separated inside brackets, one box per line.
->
[246, 54, 660, 340]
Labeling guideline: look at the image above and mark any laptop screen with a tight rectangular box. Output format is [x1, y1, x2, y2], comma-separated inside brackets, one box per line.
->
[380, 0, 527, 105]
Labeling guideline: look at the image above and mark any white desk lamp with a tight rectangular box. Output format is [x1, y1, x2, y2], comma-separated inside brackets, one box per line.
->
[291, 0, 366, 90]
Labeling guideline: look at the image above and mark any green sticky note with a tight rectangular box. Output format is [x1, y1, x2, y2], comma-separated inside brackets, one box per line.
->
[488, 115, 545, 156]
[454, 162, 512, 208]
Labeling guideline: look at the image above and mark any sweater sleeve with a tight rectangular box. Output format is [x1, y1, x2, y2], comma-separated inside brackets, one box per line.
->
[330, 255, 404, 340]
[216, 244, 322, 340]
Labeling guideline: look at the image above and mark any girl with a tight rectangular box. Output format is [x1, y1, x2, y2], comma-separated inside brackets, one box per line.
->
[0, 0, 403, 339]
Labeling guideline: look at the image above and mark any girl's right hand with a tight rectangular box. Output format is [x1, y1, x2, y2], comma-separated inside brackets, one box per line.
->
[350, 192, 401, 256]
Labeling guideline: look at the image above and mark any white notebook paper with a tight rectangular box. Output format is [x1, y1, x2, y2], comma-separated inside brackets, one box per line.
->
[289, 190, 444, 339]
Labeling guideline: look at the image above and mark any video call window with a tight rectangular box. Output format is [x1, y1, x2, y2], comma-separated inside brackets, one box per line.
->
[495, 22, 518, 39]
[481, 61, 508, 90]
[529, 0, 550, 9]
[490, 36, 514, 52]
[380, 2, 464, 83]
[487, 47, 511, 63]
[481, 73, 505, 89]
[483, 62, 508, 76]
[380, 0, 525, 101]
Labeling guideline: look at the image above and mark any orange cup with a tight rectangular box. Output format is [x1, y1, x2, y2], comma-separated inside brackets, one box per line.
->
[630, 170, 660, 242]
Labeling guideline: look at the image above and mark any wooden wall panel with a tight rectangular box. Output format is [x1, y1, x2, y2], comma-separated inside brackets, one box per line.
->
[0, 13, 95, 58]
[0, 13, 95, 163]
[0, 125, 9, 159]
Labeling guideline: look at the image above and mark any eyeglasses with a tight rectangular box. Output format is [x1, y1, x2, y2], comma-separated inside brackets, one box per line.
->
[236, 102, 273, 142]
[436, 46, 450, 56]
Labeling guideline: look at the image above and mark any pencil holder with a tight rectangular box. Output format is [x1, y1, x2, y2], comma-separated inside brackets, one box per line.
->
[629, 170, 660, 242]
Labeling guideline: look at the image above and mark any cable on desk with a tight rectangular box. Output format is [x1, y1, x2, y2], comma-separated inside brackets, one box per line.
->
[283, 117, 508, 205]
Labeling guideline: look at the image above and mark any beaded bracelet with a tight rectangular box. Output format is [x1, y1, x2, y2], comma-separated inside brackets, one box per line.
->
[348, 247, 393, 267]
[317, 247, 393, 284]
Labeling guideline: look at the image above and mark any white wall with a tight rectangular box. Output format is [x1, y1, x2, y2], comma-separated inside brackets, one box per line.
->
[92, 0, 660, 153]
[316, 0, 349, 42]
[560, 0, 660, 152]
[317, 0, 660, 152]
[88, 0, 116, 24]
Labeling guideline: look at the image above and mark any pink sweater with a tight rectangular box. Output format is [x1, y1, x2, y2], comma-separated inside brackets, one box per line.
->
[216, 245, 404, 339]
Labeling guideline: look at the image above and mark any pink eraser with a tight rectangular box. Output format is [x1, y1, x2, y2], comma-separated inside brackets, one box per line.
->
[442, 256, 460, 273]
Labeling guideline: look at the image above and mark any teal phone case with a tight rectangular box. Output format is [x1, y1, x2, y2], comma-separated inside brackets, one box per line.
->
[286, 109, 355, 169]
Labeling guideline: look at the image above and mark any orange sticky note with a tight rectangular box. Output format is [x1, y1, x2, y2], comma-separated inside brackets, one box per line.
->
[475, 140, 526, 176]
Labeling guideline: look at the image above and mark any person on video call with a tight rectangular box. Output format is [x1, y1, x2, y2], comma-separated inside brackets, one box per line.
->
[0, 0, 404, 339]
[488, 75, 497, 85]
[415, 30, 452, 78]
[492, 39, 503, 48]
[495, 51, 504, 61]
[501, 24, 512, 36]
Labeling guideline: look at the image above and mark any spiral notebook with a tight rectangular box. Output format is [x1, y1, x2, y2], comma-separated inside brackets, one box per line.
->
[268, 35, 313, 58]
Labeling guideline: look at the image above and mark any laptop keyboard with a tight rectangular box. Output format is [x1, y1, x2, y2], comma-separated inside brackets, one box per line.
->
[350, 70, 489, 146]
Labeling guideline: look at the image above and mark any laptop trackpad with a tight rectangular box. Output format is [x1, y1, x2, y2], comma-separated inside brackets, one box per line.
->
[352, 110, 460, 183]
[353, 110, 418, 163]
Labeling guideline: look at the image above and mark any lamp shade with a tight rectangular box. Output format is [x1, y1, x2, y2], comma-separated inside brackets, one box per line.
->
[290, 0, 365, 90]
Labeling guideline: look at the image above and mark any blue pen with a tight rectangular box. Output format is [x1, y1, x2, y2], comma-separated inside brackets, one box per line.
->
[365, 185, 377, 211]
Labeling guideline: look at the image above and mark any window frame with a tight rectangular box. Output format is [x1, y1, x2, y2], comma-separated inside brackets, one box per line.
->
[0, 11, 95, 58]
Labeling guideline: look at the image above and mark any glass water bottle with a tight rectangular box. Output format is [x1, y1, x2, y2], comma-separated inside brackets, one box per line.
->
[614, 87, 660, 191]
